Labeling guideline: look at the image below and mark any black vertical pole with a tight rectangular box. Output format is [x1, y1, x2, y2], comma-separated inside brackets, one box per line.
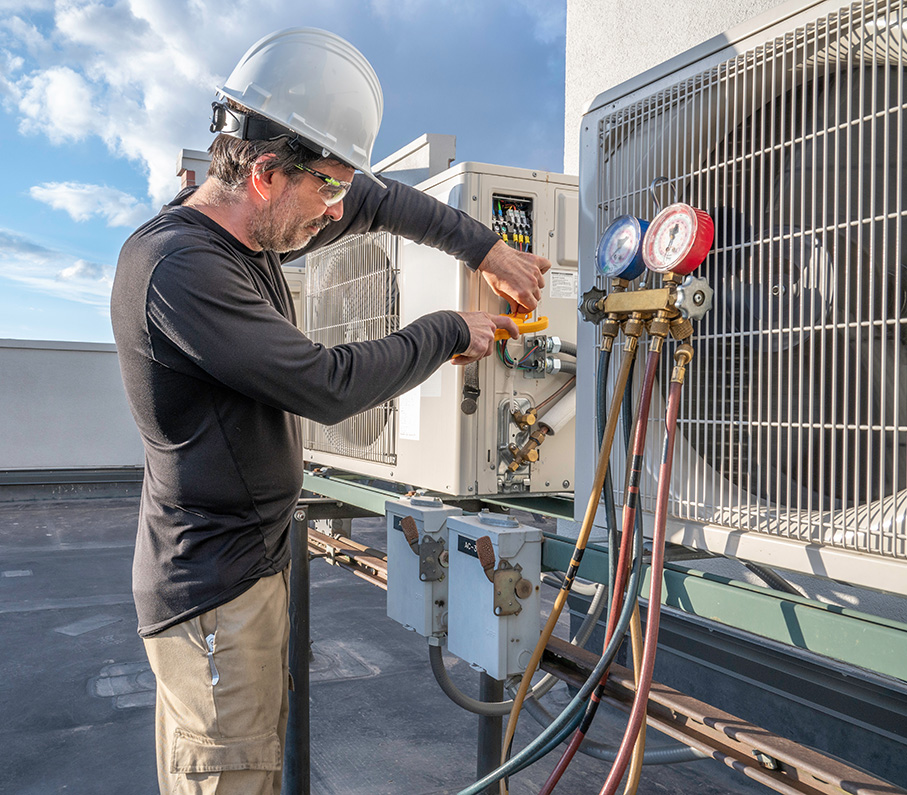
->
[476, 673, 503, 795]
[285, 506, 310, 795]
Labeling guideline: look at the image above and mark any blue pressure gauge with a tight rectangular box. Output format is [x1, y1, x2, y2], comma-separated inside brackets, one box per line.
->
[596, 215, 649, 279]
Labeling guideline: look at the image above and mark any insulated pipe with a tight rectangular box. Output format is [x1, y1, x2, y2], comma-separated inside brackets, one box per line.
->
[498, 338, 640, 794]
[540, 346, 662, 794]
[598, 361, 688, 795]
[538, 386, 576, 435]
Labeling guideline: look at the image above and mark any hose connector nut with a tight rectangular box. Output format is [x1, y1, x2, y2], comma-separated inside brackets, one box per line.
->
[648, 313, 670, 340]
[670, 316, 694, 341]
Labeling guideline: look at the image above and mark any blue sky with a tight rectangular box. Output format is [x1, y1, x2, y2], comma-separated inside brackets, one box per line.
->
[0, 0, 567, 343]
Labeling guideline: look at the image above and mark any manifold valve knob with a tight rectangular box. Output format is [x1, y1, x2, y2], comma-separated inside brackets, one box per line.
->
[674, 275, 714, 321]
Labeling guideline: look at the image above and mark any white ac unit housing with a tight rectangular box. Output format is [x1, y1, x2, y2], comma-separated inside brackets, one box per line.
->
[302, 162, 580, 498]
[576, 0, 907, 594]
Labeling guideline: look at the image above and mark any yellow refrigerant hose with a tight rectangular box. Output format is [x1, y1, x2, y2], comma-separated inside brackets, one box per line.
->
[498, 335, 640, 795]
[623, 603, 646, 795]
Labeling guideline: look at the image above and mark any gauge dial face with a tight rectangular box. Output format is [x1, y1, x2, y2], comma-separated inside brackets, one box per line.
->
[597, 216, 646, 279]
[642, 204, 700, 273]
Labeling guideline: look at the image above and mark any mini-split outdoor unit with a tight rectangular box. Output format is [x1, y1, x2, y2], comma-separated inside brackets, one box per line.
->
[576, 0, 907, 594]
[301, 162, 579, 498]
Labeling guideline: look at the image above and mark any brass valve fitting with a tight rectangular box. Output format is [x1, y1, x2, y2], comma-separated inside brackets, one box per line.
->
[670, 316, 694, 341]
[623, 313, 647, 341]
[506, 427, 549, 472]
[671, 343, 695, 383]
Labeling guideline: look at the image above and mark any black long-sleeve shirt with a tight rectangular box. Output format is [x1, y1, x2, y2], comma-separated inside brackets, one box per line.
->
[111, 175, 500, 636]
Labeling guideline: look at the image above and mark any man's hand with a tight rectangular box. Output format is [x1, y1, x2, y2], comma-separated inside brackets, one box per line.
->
[452, 312, 520, 365]
[477, 239, 552, 313]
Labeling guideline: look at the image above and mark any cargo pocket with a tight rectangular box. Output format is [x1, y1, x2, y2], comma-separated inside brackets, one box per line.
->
[170, 728, 282, 773]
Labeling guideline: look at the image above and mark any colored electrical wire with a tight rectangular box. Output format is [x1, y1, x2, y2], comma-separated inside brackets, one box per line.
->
[497, 336, 641, 795]
[539, 345, 661, 794]
[597, 355, 688, 795]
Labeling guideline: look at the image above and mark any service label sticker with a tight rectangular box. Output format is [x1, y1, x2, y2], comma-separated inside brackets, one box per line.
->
[549, 269, 577, 300]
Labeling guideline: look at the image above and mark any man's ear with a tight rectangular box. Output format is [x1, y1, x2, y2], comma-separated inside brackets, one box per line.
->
[251, 154, 278, 202]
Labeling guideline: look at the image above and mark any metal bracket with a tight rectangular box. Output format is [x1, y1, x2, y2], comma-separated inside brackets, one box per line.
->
[400, 514, 447, 582]
[418, 536, 446, 582]
[493, 560, 533, 616]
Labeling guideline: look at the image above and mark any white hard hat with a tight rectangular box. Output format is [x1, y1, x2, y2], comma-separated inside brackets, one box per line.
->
[215, 28, 386, 187]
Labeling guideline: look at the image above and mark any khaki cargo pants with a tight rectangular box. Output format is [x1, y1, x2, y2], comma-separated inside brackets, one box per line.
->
[143, 569, 290, 795]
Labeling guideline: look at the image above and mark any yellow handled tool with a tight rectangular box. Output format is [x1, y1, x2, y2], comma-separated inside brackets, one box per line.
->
[494, 312, 549, 341]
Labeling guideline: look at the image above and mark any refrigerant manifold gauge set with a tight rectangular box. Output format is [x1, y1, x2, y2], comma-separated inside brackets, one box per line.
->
[581, 177, 715, 327]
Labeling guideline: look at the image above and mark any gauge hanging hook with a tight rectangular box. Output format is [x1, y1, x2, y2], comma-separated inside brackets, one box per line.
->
[648, 176, 677, 215]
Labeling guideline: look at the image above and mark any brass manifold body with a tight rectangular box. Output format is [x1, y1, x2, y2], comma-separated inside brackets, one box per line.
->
[594, 273, 694, 349]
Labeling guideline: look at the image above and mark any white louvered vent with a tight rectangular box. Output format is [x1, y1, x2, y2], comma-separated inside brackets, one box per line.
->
[591, 0, 906, 562]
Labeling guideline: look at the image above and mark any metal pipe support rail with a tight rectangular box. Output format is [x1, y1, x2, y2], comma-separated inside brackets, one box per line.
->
[301, 523, 906, 795]
[543, 636, 902, 795]
[299, 473, 907, 794]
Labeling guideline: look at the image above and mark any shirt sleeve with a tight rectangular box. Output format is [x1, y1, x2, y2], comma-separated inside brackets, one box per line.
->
[146, 244, 471, 426]
[290, 175, 501, 269]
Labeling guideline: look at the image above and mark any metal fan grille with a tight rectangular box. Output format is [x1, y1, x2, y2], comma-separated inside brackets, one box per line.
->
[596, 0, 907, 559]
[303, 232, 400, 465]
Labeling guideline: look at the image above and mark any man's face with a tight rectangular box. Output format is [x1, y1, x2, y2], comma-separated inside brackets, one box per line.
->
[248, 160, 355, 254]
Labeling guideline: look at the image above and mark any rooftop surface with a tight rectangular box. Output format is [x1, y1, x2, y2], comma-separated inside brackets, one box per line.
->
[0, 493, 793, 794]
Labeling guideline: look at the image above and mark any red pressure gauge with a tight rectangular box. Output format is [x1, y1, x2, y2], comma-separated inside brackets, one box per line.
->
[641, 202, 714, 275]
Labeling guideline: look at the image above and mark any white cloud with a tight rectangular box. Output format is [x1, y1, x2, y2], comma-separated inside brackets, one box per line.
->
[1, 0, 565, 210]
[0, 229, 114, 305]
[29, 182, 151, 227]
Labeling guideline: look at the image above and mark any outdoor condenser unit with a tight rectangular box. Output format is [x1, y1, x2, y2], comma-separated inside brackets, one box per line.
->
[303, 162, 579, 498]
[576, 0, 907, 594]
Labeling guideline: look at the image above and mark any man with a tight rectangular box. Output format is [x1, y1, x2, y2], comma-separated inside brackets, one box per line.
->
[111, 28, 550, 794]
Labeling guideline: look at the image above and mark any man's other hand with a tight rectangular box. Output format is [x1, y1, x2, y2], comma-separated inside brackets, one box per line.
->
[452, 312, 520, 365]
[477, 239, 551, 313]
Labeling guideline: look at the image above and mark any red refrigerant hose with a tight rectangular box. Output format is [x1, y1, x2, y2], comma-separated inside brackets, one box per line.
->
[539, 345, 663, 795]
[597, 347, 690, 795]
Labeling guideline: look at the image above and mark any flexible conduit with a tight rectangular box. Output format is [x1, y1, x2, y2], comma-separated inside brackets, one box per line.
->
[427, 573, 607, 717]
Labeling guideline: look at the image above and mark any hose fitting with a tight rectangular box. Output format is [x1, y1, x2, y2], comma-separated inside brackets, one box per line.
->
[600, 318, 621, 350]
[623, 314, 646, 343]
[671, 343, 694, 383]
[670, 316, 694, 342]
[507, 427, 549, 471]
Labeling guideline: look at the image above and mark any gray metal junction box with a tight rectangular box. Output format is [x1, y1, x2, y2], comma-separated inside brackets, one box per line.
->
[385, 496, 462, 638]
[446, 512, 542, 680]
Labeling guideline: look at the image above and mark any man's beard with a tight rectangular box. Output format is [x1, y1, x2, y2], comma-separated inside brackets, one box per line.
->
[247, 191, 331, 254]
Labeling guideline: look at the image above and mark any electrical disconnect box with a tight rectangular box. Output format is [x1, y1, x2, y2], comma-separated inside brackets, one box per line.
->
[446, 512, 542, 680]
[302, 162, 579, 498]
[385, 496, 462, 638]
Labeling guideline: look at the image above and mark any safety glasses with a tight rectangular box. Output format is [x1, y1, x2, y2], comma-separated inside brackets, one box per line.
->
[296, 164, 351, 206]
